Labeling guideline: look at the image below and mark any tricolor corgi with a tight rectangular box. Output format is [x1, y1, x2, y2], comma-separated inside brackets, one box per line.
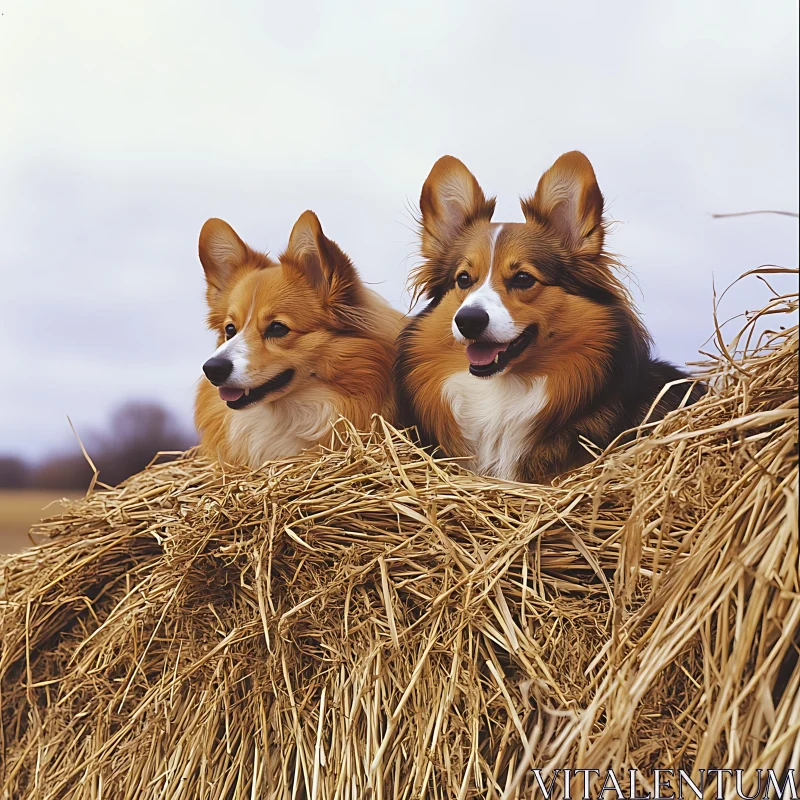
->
[395, 152, 704, 482]
[195, 211, 404, 467]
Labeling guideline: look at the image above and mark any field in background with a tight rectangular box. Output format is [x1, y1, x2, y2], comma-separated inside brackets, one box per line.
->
[0, 490, 78, 553]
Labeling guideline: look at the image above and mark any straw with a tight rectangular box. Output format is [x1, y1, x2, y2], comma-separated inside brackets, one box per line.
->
[1, 267, 797, 799]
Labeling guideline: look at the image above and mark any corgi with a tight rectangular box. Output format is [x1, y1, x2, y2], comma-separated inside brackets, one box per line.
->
[395, 152, 704, 483]
[195, 210, 404, 467]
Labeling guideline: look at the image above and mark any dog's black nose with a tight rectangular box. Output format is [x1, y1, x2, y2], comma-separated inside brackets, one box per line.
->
[203, 357, 233, 386]
[454, 306, 490, 339]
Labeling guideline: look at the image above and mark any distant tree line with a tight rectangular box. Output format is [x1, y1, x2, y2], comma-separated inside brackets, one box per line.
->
[0, 402, 197, 490]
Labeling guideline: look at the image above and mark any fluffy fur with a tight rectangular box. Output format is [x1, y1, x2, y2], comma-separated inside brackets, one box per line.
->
[396, 152, 705, 483]
[195, 211, 404, 467]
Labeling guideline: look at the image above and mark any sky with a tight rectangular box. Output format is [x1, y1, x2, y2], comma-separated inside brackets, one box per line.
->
[1, 0, 798, 459]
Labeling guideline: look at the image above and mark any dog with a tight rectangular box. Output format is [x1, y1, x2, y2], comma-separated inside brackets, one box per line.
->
[195, 210, 404, 467]
[395, 151, 704, 482]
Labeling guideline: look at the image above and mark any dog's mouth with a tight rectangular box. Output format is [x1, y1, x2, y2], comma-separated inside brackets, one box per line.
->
[218, 369, 295, 409]
[465, 326, 538, 378]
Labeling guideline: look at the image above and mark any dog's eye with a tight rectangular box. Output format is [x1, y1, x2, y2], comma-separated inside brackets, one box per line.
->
[224, 324, 237, 340]
[265, 321, 290, 338]
[456, 271, 472, 289]
[511, 271, 536, 289]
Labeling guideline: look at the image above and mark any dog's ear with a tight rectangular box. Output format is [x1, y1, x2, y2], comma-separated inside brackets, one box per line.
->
[199, 219, 250, 299]
[521, 151, 604, 258]
[284, 210, 363, 319]
[419, 156, 495, 262]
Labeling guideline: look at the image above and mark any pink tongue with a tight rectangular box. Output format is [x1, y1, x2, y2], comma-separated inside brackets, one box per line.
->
[466, 342, 507, 366]
[219, 387, 245, 402]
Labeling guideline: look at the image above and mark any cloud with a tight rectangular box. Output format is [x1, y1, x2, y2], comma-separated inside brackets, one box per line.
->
[1, 0, 797, 456]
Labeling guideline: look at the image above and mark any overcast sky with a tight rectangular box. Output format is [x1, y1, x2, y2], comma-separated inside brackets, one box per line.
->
[1, 0, 798, 459]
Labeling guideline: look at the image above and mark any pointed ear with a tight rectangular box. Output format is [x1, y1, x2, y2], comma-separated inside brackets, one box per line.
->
[521, 151, 605, 258]
[284, 210, 362, 313]
[198, 218, 249, 295]
[419, 156, 495, 260]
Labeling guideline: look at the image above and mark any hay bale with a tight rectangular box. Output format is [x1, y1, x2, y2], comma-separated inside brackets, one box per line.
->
[1, 270, 798, 799]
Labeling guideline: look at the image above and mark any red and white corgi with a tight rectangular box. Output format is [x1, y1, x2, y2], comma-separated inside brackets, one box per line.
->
[195, 211, 404, 467]
[395, 152, 704, 483]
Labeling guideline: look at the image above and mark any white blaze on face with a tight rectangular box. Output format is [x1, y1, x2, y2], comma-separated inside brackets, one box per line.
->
[211, 288, 258, 387]
[451, 224, 520, 343]
[210, 333, 251, 385]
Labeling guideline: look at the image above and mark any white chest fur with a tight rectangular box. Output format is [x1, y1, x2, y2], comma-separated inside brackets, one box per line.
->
[442, 372, 549, 480]
[224, 390, 336, 467]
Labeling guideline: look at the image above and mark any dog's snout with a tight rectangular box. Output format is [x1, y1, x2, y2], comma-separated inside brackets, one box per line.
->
[203, 357, 233, 386]
[454, 306, 490, 339]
